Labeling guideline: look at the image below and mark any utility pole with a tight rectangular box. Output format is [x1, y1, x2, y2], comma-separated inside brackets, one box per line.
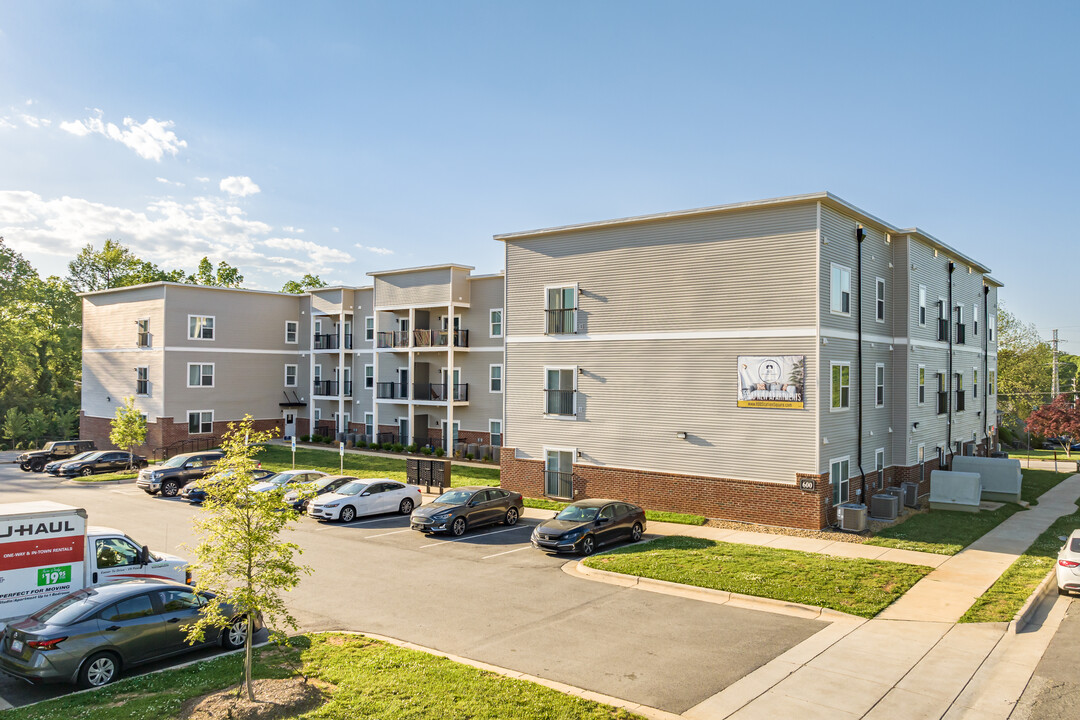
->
[1052, 329, 1060, 398]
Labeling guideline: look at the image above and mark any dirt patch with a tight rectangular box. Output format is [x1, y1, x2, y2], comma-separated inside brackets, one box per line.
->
[180, 677, 323, 720]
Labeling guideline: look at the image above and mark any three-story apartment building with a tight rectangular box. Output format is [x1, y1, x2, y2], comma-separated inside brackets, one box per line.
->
[79, 265, 505, 457]
[496, 192, 1000, 529]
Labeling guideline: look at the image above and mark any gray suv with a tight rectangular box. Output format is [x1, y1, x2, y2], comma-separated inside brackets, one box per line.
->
[136, 451, 224, 497]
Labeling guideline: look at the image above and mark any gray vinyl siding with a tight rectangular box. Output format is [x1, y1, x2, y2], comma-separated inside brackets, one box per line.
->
[164, 350, 294, 423]
[374, 269, 454, 308]
[82, 287, 165, 350]
[82, 350, 166, 420]
[819, 205, 893, 335]
[505, 203, 820, 338]
[450, 268, 472, 306]
[164, 286, 301, 351]
[309, 289, 344, 316]
[467, 276, 506, 349]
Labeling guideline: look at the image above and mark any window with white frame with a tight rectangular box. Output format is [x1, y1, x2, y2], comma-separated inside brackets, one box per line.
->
[830, 265, 851, 314]
[313, 365, 322, 384]
[284, 364, 298, 387]
[875, 363, 885, 407]
[313, 319, 322, 337]
[831, 363, 850, 410]
[989, 369, 996, 395]
[875, 278, 885, 322]
[489, 364, 503, 393]
[830, 457, 850, 506]
[364, 412, 374, 438]
[187, 363, 214, 388]
[918, 365, 926, 405]
[364, 364, 374, 389]
[973, 367, 978, 399]
[187, 410, 213, 434]
[545, 286, 577, 334]
[875, 448, 885, 489]
[188, 315, 215, 340]
[490, 309, 503, 338]
[285, 321, 298, 344]
[313, 407, 321, 422]
[918, 285, 927, 326]
[135, 367, 149, 396]
[973, 304, 978, 336]
[544, 448, 575, 498]
[489, 420, 502, 447]
[365, 316, 374, 341]
[545, 367, 576, 416]
[989, 312, 996, 341]
[136, 318, 150, 348]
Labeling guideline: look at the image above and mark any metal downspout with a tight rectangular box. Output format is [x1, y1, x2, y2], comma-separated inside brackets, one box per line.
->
[947, 261, 955, 468]
[984, 285, 990, 452]
[857, 226, 867, 501]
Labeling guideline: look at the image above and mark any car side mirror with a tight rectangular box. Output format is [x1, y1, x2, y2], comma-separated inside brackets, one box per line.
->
[1059, 536, 1068, 542]
[139, 545, 150, 565]
[468, 501, 477, 507]
[361, 492, 370, 497]
[597, 517, 610, 524]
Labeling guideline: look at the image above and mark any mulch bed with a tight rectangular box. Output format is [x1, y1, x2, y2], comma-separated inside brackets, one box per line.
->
[180, 677, 324, 720]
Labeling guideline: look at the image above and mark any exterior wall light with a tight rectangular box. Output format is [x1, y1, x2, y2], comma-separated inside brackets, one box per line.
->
[675, 431, 687, 440]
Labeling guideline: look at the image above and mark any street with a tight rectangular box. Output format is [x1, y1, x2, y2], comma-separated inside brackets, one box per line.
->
[0, 465, 825, 713]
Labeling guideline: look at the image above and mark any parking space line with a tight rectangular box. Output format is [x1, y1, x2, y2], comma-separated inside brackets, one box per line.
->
[481, 546, 533, 560]
[365, 529, 413, 539]
[418, 524, 532, 549]
[337, 516, 407, 527]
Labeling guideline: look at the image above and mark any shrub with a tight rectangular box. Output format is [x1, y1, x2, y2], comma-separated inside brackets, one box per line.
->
[464, 453, 473, 461]
[421, 446, 433, 456]
[391, 443, 405, 453]
[357, 439, 368, 448]
[484, 454, 492, 462]
[434, 447, 445, 457]
[407, 443, 418, 453]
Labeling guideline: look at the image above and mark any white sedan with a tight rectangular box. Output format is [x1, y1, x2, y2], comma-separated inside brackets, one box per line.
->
[1057, 529, 1080, 595]
[249, 469, 328, 493]
[308, 478, 421, 522]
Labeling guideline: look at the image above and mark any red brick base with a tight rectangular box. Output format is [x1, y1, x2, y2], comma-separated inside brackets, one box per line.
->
[80, 412, 283, 457]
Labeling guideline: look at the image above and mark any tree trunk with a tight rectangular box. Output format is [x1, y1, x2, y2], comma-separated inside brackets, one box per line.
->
[245, 611, 254, 702]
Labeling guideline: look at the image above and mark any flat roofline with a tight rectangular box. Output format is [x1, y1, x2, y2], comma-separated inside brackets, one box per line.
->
[367, 263, 475, 278]
[78, 281, 299, 298]
[468, 272, 505, 281]
[984, 275, 1004, 287]
[493, 191, 992, 275]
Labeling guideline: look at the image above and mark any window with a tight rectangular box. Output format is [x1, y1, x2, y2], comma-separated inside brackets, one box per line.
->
[875, 278, 885, 322]
[973, 368, 979, 399]
[973, 304, 978, 336]
[955, 305, 966, 344]
[313, 407, 321, 422]
[955, 371, 965, 411]
[937, 300, 948, 341]
[101, 595, 155, 622]
[188, 315, 214, 340]
[187, 363, 214, 388]
[918, 365, 926, 405]
[918, 286, 927, 326]
[545, 367, 576, 416]
[875, 449, 885, 490]
[95, 537, 141, 568]
[313, 365, 322, 384]
[158, 590, 202, 612]
[136, 318, 150, 348]
[989, 312, 996, 341]
[364, 412, 374, 438]
[364, 364, 374, 389]
[830, 265, 851, 314]
[831, 363, 850, 410]
[489, 364, 503, 393]
[544, 448, 574, 498]
[365, 316, 374, 341]
[936, 372, 947, 414]
[285, 321, 298, 344]
[989, 369, 996, 395]
[875, 363, 885, 408]
[284, 364, 297, 387]
[314, 319, 322, 337]
[490, 420, 502, 447]
[830, 457, 850, 506]
[545, 286, 577, 334]
[187, 411, 213, 434]
[136, 366, 149, 396]
[490, 309, 503, 338]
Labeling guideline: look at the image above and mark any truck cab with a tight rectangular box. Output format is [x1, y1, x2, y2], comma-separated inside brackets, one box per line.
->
[87, 527, 189, 586]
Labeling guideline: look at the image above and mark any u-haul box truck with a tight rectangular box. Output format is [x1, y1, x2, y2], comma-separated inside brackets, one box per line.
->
[0, 501, 188, 626]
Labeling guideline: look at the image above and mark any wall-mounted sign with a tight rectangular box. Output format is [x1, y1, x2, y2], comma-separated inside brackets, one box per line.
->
[738, 356, 806, 409]
[799, 478, 817, 492]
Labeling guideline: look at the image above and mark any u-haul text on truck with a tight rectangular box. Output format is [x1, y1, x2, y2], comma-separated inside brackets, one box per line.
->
[0, 501, 188, 625]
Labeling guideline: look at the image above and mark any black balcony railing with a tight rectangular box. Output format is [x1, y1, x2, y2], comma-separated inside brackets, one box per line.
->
[313, 380, 352, 396]
[955, 323, 966, 345]
[955, 390, 965, 412]
[409, 329, 471, 348]
[377, 331, 411, 349]
[412, 383, 470, 402]
[544, 471, 573, 499]
[313, 423, 336, 438]
[937, 318, 949, 342]
[376, 382, 408, 399]
[376, 432, 398, 445]
[314, 334, 337, 350]
[545, 389, 575, 415]
[937, 391, 948, 415]
[545, 308, 576, 335]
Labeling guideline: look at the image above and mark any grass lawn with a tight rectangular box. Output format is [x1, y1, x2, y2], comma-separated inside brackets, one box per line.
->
[582, 536, 930, 618]
[6, 634, 640, 720]
[523, 497, 707, 526]
[257, 444, 501, 487]
[1002, 447, 1079, 462]
[70, 470, 139, 483]
[865, 470, 1073, 556]
[961, 496, 1080, 623]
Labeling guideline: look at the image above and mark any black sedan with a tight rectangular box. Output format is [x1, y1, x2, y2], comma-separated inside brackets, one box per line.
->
[410, 486, 523, 536]
[58, 451, 148, 477]
[0, 579, 260, 688]
[179, 468, 275, 503]
[45, 451, 98, 475]
[531, 499, 646, 555]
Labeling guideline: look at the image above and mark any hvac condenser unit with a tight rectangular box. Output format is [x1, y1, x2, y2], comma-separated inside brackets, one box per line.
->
[901, 482, 919, 508]
[838, 503, 868, 532]
[870, 493, 899, 521]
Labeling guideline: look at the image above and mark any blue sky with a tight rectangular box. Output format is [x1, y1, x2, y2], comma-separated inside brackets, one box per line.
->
[1, 2, 1077, 348]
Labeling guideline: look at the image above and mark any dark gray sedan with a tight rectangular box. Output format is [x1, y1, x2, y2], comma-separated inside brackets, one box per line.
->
[0, 579, 258, 688]
[531, 499, 646, 555]
[410, 486, 524, 536]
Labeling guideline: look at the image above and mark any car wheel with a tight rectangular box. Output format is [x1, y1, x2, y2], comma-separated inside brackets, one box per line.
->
[162, 480, 179, 497]
[19, 463, 30, 472]
[504, 507, 519, 526]
[340, 506, 356, 523]
[1059, 587, 1070, 596]
[631, 522, 643, 542]
[30, 459, 45, 473]
[81, 467, 94, 477]
[78, 651, 120, 689]
[580, 535, 596, 556]
[398, 498, 414, 515]
[221, 617, 249, 649]
[450, 517, 467, 537]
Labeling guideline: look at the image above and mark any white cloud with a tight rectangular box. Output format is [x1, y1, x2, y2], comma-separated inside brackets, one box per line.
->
[263, 237, 354, 265]
[195, 176, 210, 183]
[155, 177, 185, 187]
[25, 99, 34, 106]
[331, 227, 340, 233]
[282, 226, 304, 233]
[219, 176, 260, 197]
[0, 117, 15, 130]
[356, 243, 394, 255]
[60, 110, 187, 161]
[20, 114, 50, 128]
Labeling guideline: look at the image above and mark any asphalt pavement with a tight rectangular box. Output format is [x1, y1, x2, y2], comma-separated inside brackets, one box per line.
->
[1014, 597, 1080, 720]
[0, 465, 825, 713]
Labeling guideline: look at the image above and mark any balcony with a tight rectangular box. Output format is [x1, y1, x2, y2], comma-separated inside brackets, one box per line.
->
[955, 390, 965, 412]
[545, 389, 576, 416]
[544, 471, 573, 499]
[313, 380, 353, 397]
[937, 391, 948, 415]
[412, 329, 469, 348]
[314, 334, 353, 350]
[937, 318, 949, 342]
[377, 331, 411, 349]
[413, 383, 469, 402]
[546, 308, 577, 335]
[376, 382, 408, 400]
[955, 323, 966, 345]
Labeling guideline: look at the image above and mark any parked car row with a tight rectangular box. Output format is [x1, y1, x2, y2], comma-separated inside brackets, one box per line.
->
[18, 440, 97, 472]
[44, 451, 148, 477]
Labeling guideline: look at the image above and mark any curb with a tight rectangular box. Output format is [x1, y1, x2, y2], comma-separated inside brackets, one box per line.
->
[1009, 568, 1059, 634]
[65, 477, 138, 486]
[567, 560, 862, 623]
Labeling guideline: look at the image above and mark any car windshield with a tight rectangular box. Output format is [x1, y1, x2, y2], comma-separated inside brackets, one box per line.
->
[31, 591, 98, 625]
[78, 451, 107, 461]
[555, 505, 599, 522]
[160, 455, 189, 468]
[41, 442, 58, 452]
[336, 481, 368, 496]
[433, 490, 475, 505]
[64, 452, 96, 463]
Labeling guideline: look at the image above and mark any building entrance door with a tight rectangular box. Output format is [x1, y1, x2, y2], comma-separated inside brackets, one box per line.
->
[283, 412, 296, 439]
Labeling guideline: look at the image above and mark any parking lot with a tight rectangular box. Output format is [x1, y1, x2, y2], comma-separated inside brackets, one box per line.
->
[0, 465, 828, 714]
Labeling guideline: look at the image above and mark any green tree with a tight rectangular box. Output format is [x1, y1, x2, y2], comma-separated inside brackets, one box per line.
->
[66, 240, 182, 292]
[53, 407, 79, 439]
[24, 408, 48, 447]
[997, 303, 1053, 428]
[281, 274, 327, 294]
[187, 257, 244, 288]
[109, 397, 147, 470]
[185, 416, 307, 702]
[1, 407, 27, 448]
